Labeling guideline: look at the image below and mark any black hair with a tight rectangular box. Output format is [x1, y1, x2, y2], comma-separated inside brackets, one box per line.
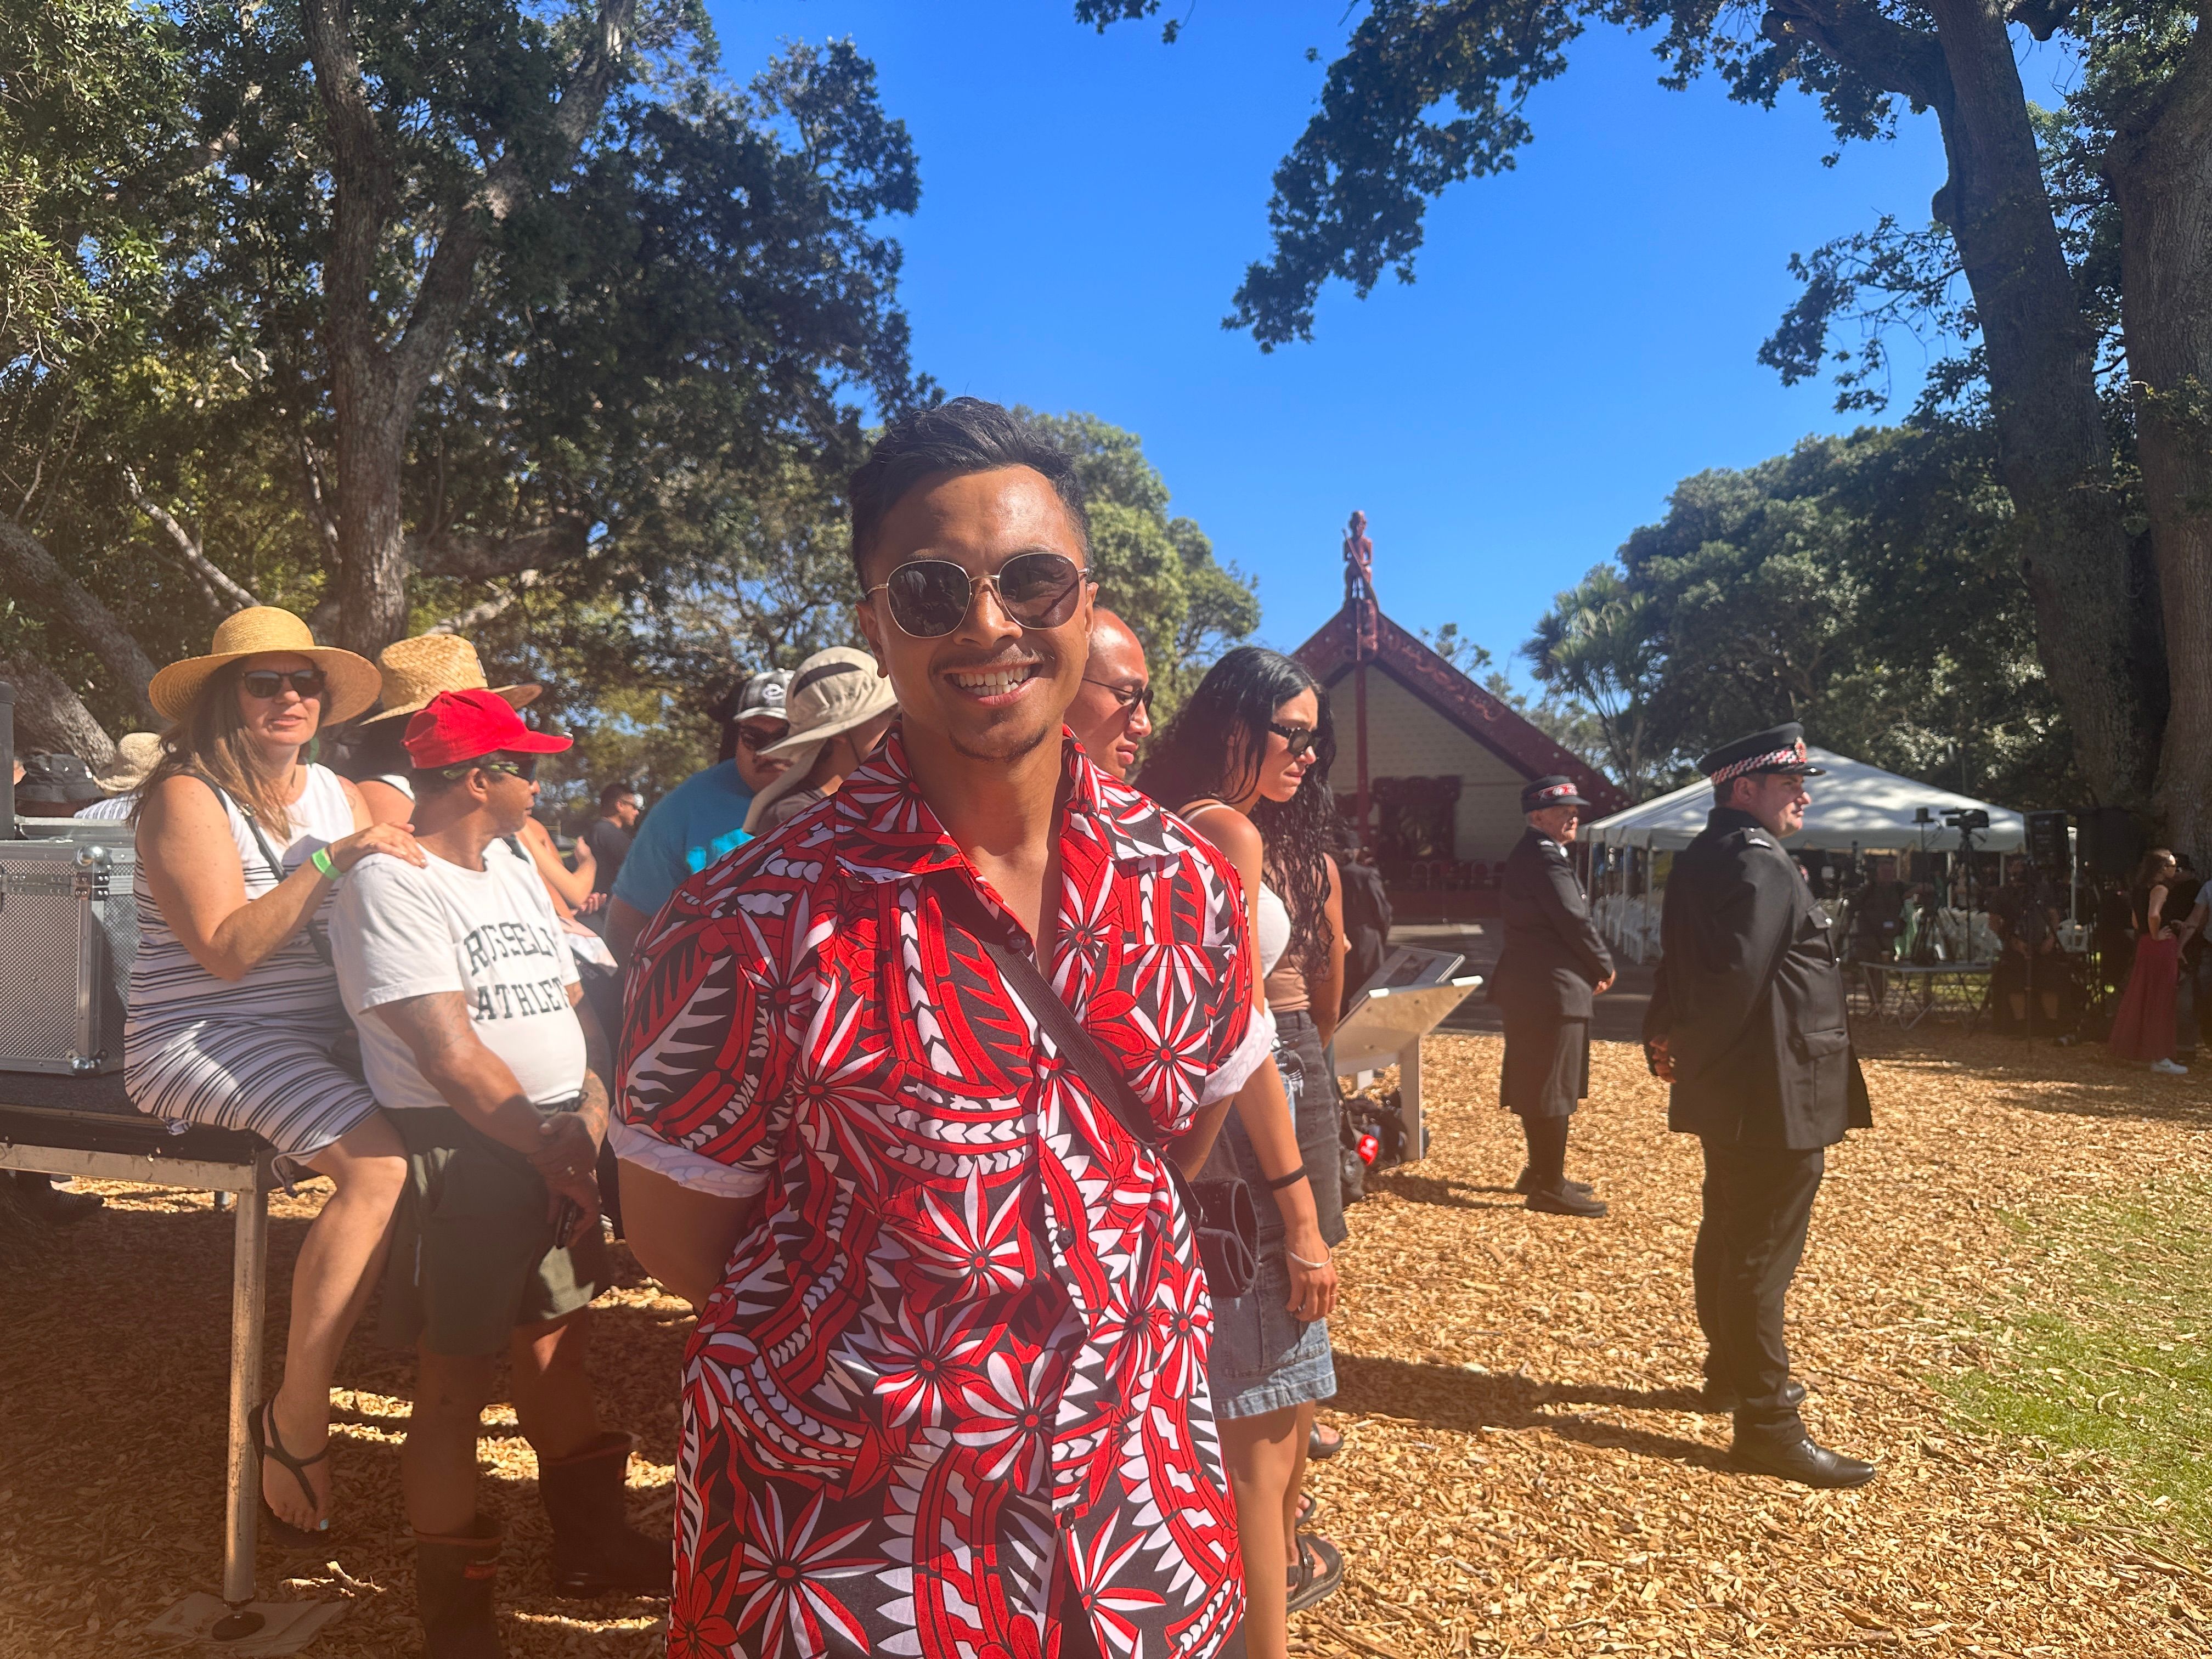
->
[334, 716, 412, 783]
[847, 397, 1090, 582]
[599, 780, 637, 808]
[1136, 645, 1341, 979]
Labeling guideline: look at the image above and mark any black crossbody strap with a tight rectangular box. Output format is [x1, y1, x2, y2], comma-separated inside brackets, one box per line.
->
[939, 882, 1164, 1154]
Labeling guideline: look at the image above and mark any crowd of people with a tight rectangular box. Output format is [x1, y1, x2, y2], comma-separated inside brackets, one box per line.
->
[5, 399, 1904, 1657]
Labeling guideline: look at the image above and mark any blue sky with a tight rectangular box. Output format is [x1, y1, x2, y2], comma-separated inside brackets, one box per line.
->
[706, 2, 2011, 685]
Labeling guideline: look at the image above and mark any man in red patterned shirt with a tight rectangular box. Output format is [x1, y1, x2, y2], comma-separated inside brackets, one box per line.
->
[616, 399, 1286, 1659]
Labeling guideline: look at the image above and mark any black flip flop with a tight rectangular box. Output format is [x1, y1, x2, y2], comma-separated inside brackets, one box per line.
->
[1285, 1532, 1344, 1613]
[1307, 1423, 1343, 1461]
[250, 1401, 331, 1551]
[1295, 1491, 1323, 1531]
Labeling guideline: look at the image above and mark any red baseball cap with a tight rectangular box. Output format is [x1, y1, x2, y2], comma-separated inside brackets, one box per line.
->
[403, 687, 573, 768]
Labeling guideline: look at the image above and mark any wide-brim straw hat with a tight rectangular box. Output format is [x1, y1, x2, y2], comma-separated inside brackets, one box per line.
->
[92, 731, 163, 794]
[363, 633, 540, 724]
[148, 606, 382, 725]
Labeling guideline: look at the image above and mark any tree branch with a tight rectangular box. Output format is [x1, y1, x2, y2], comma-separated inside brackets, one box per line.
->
[296, 436, 341, 569]
[0, 521, 160, 723]
[121, 467, 261, 613]
[422, 569, 547, 637]
[407, 515, 592, 583]
[1762, 1, 1951, 111]
[387, 0, 640, 409]
[0, 656, 119, 765]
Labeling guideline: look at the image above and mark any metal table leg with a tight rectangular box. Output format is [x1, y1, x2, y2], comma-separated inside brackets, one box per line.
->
[213, 1156, 270, 1641]
[1400, 1037, 1425, 1163]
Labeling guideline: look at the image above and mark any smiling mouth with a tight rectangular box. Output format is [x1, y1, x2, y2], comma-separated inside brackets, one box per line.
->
[947, 662, 1043, 697]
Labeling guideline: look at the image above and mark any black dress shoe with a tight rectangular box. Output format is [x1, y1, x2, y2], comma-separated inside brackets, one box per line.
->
[1730, 1432, 1876, 1488]
[1526, 1184, 1607, 1217]
[1698, 1377, 1807, 1414]
[1514, 1166, 1594, 1196]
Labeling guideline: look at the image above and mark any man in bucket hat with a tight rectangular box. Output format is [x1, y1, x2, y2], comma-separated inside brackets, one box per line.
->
[1489, 775, 1615, 1216]
[329, 689, 668, 1656]
[739, 644, 899, 833]
[1644, 723, 1876, 1489]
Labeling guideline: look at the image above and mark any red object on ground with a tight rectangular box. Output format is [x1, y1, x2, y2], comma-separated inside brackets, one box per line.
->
[1357, 1131, 1381, 1165]
[2107, 934, 2180, 1062]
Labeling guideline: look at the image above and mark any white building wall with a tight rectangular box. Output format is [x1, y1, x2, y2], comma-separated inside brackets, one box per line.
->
[1323, 667, 1531, 865]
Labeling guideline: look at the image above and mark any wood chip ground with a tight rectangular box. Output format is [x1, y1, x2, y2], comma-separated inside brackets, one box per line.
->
[3, 1030, 2208, 1656]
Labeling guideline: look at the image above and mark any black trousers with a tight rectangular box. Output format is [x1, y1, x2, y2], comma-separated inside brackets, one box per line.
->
[1692, 1139, 1825, 1435]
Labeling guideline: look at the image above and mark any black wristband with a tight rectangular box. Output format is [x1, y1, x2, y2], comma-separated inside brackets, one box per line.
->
[1265, 1163, 1309, 1192]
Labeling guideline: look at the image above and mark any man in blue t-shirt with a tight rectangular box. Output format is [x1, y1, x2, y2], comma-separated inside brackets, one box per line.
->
[607, 669, 792, 963]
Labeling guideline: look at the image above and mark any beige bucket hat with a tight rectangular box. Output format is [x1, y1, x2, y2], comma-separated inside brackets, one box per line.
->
[147, 606, 382, 724]
[92, 731, 163, 794]
[363, 633, 541, 724]
[742, 647, 898, 832]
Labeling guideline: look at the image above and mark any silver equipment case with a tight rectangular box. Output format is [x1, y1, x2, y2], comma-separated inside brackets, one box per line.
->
[0, 819, 137, 1075]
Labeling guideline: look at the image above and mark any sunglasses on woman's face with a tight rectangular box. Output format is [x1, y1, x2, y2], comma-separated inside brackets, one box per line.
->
[1267, 721, 1318, 760]
[240, 668, 328, 701]
[863, 551, 1085, 639]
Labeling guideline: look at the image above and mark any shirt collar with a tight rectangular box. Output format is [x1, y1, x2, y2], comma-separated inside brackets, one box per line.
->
[832, 722, 1186, 885]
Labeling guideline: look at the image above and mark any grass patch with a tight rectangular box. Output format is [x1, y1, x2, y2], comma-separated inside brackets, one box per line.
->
[1939, 1177, 2212, 1562]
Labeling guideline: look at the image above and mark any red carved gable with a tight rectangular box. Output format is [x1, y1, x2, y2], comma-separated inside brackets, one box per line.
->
[1292, 602, 1628, 817]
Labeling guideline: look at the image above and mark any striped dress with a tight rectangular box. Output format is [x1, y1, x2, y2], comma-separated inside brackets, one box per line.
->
[125, 764, 381, 1157]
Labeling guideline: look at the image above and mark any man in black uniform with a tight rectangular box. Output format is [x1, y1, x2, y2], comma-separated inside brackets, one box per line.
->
[1492, 776, 1615, 1217]
[1644, 724, 1876, 1488]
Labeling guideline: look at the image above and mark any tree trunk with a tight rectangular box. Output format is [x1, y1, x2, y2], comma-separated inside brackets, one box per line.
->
[1925, 0, 2163, 814]
[0, 656, 119, 763]
[2109, 11, 2212, 857]
[0, 520, 160, 725]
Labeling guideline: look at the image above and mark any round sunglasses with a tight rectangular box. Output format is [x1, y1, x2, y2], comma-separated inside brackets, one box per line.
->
[240, 667, 328, 701]
[1268, 721, 1319, 760]
[864, 552, 1086, 639]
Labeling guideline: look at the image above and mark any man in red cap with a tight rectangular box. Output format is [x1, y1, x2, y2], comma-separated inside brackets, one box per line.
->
[329, 689, 667, 1657]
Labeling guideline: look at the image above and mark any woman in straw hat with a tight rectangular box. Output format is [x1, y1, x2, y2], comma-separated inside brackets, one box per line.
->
[126, 606, 426, 1546]
[345, 633, 600, 917]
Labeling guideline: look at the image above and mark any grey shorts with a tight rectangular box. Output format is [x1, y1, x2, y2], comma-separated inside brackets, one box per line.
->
[377, 1101, 609, 1357]
[1209, 1252, 1336, 1420]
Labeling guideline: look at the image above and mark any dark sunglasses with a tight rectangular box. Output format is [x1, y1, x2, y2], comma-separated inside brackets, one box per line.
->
[1082, 678, 1154, 715]
[437, 752, 539, 783]
[864, 552, 1085, 639]
[240, 668, 328, 701]
[736, 723, 790, 753]
[1267, 721, 1318, 760]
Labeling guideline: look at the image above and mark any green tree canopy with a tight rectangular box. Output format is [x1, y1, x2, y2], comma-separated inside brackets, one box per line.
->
[1529, 424, 2080, 810]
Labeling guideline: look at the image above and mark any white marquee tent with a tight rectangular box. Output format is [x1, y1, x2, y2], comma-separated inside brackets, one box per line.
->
[1583, 747, 2027, 961]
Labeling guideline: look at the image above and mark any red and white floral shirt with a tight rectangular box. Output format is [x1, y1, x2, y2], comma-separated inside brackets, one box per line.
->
[615, 729, 1268, 1659]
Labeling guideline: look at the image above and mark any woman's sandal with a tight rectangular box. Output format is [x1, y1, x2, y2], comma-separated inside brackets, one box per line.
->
[250, 1400, 332, 1550]
[1285, 1532, 1344, 1613]
[1307, 1423, 1343, 1461]
[1295, 1491, 1323, 1531]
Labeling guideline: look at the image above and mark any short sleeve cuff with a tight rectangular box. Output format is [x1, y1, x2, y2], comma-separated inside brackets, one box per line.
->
[1198, 1006, 1276, 1107]
[610, 1118, 771, 1198]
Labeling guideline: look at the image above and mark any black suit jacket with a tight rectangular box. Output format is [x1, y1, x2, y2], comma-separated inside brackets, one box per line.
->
[1489, 828, 1613, 1020]
[1643, 806, 1874, 1148]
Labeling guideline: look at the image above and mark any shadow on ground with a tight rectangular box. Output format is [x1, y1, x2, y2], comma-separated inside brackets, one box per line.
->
[1855, 1029, 2212, 1128]
[1331, 1352, 1731, 1472]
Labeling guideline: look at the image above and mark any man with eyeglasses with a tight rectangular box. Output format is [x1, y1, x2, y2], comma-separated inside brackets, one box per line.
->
[331, 689, 671, 1654]
[606, 667, 793, 964]
[615, 398, 1273, 1659]
[1066, 607, 1154, 781]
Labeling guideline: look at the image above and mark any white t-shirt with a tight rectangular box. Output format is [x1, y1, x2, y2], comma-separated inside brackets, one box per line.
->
[331, 838, 585, 1112]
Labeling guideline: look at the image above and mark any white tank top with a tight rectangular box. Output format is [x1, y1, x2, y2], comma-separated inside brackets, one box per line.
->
[1256, 884, 1292, 978]
[127, 764, 357, 1033]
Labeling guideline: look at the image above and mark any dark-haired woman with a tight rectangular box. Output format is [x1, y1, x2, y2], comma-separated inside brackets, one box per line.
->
[1138, 644, 1350, 1657]
[2109, 848, 2187, 1073]
[126, 607, 424, 1544]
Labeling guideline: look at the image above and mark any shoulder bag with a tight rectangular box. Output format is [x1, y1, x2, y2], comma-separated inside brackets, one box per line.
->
[944, 882, 1259, 1297]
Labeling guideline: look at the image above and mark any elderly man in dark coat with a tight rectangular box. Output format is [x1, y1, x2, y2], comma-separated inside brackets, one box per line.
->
[1490, 776, 1615, 1216]
[1644, 723, 1876, 1489]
